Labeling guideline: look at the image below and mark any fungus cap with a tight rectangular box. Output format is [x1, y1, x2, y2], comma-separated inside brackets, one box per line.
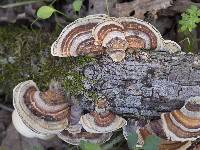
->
[51, 14, 110, 57]
[12, 80, 70, 138]
[92, 20, 128, 62]
[80, 99, 127, 133]
[57, 129, 112, 145]
[116, 17, 164, 50]
[162, 96, 200, 142]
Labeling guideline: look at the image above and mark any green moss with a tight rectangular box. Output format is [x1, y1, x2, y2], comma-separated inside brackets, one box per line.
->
[87, 91, 99, 101]
[63, 71, 85, 96]
[0, 25, 95, 100]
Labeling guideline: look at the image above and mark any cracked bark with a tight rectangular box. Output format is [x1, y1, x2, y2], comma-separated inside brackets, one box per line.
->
[79, 51, 200, 119]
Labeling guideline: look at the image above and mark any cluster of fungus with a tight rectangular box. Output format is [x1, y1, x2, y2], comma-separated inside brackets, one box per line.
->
[123, 96, 200, 149]
[12, 80, 70, 140]
[12, 15, 200, 149]
[12, 80, 126, 145]
[51, 14, 181, 62]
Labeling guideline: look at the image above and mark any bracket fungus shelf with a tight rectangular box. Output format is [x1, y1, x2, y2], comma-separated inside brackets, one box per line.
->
[80, 99, 127, 133]
[12, 80, 70, 139]
[57, 101, 113, 145]
[12, 15, 200, 148]
[123, 96, 200, 149]
[51, 14, 181, 62]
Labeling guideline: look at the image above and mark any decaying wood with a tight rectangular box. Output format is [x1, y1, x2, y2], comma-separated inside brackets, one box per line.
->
[160, 0, 200, 16]
[111, 0, 173, 19]
[79, 50, 200, 119]
[87, 0, 117, 15]
[170, 0, 200, 13]
[0, 103, 13, 112]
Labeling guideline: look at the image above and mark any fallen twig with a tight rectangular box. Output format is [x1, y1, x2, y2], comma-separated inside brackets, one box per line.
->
[0, 103, 13, 112]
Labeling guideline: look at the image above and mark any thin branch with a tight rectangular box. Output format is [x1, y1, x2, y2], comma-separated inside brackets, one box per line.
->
[0, 104, 13, 112]
[31, 18, 40, 30]
[50, 0, 57, 6]
[178, 37, 190, 45]
[0, 1, 43, 8]
[105, 0, 110, 16]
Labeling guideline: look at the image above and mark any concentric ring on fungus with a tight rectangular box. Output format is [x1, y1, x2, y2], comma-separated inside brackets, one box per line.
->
[122, 96, 200, 149]
[51, 14, 110, 57]
[80, 99, 127, 133]
[12, 80, 70, 139]
[57, 129, 113, 145]
[51, 14, 181, 62]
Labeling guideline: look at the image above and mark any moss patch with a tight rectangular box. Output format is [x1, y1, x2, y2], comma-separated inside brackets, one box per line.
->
[0, 25, 95, 101]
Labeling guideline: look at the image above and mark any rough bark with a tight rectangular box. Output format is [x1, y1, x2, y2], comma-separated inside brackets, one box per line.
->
[160, 0, 200, 16]
[79, 51, 200, 119]
[87, 0, 172, 19]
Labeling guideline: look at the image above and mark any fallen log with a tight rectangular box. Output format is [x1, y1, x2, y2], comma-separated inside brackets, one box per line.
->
[80, 51, 200, 119]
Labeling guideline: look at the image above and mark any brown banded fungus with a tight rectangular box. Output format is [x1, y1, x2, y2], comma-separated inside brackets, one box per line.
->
[57, 100, 113, 145]
[116, 17, 163, 50]
[51, 14, 181, 62]
[123, 120, 192, 150]
[12, 80, 70, 139]
[123, 96, 200, 149]
[92, 20, 128, 62]
[57, 129, 112, 145]
[161, 96, 200, 142]
[136, 120, 192, 150]
[51, 14, 110, 57]
[80, 98, 127, 133]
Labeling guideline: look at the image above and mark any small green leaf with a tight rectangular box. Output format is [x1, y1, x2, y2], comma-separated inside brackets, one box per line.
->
[188, 5, 198, 14]
[179, 5, 200, 33]
[127, 132, 138, 149]
[79, 141, 102, 150]
[143, 135, 161, 150]
[37, 6, 56, 19]
[73, 0, 83, 12]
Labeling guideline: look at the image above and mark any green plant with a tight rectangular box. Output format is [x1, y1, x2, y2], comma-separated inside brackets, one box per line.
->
[179, 5, 200, 32]
[143, 135, 161, 150]
[37, 5, 57, 19]
[127, 132, 138, 149]
[127, 131, 161, 150]
[77, 131, 161, 150]
[36, 0, 83, 19]
[73, 0, 83, 12]
[80, 141, 101, 150]
[32, 0, 83, 27]
[32, 146, 44, 150]
[179, 5, 200, 52]
[0, 0, 82, 26]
